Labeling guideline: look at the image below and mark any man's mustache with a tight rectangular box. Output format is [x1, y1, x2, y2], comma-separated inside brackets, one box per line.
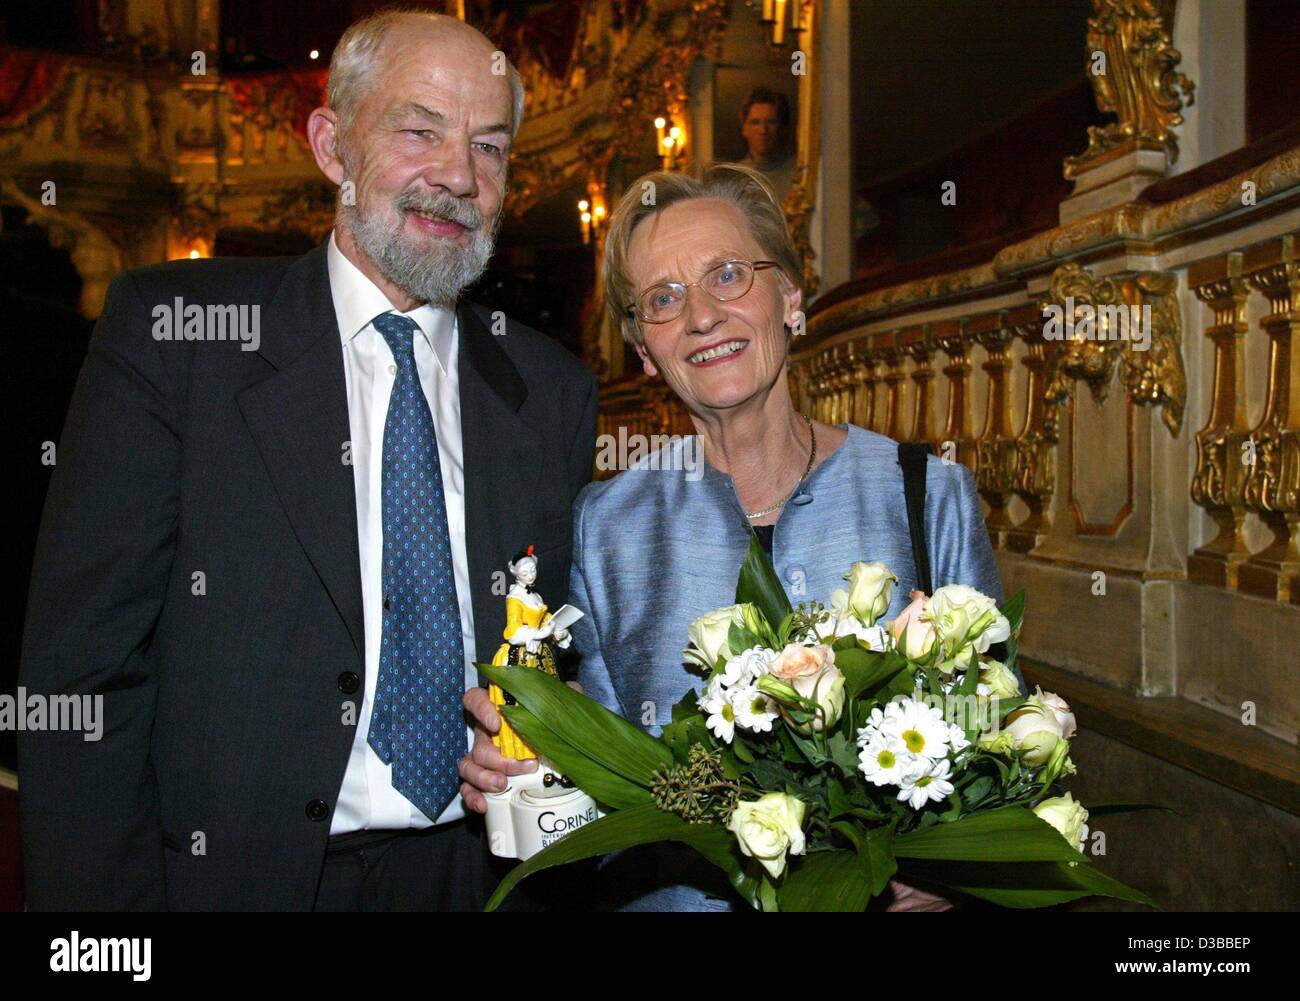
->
[393, 189, 485, 231]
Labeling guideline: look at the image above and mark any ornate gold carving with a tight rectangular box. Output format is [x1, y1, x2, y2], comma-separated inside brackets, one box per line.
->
[1041, 262, 1185, 436]
[1188, 254, 1253, 588]
[1237, 236, 1300, 600]
[1008, 311, 1060, 554]
[1064, 0, 1195, 179]
[937, 321, 977, 471]
[900, 324, 937, 444]
[973, 316, 1017, 547]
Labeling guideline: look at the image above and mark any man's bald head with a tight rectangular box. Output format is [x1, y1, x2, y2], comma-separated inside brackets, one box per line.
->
[327, 9, 524, 141]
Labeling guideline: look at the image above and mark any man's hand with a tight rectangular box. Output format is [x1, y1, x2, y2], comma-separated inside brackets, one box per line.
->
[458, 688, 537, 814]
[883, 878, 953, 912]
[458, 681, 584, 814]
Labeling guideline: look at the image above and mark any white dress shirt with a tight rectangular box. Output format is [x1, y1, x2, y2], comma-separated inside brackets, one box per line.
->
[326, 232, 476, 833]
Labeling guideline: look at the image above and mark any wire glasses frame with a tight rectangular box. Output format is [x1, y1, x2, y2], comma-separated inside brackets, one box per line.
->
[625, 259, 780, 324]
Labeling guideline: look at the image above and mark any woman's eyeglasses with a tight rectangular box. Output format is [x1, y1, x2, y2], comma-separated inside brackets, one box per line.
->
[626, 259, 780, 324]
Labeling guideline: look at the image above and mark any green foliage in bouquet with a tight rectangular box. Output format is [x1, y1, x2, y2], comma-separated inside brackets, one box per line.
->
[481, 534, 1159, 912]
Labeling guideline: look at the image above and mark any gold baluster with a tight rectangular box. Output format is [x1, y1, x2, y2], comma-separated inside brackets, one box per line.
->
[881, 332, 907, 441]
[902, 323, 936, 444]
[937, 319, 976, 470]
[1188, 253, 1253, 588]
[1238, 235, 1300, 602]
[973, 312, 1017, 549]
[1007, 305, 1059, 554]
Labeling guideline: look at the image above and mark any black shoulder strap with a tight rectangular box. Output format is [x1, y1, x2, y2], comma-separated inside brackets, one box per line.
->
[898, 442, 932, 596]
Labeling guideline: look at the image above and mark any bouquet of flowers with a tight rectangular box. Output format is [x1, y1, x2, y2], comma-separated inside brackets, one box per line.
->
[481, 534, 1155, 911]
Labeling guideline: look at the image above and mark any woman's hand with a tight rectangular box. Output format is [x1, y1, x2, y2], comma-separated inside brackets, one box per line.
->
[883, 878, 954, 912]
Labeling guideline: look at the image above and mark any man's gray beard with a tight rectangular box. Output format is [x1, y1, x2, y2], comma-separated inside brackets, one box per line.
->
[340, 195, 501, 309]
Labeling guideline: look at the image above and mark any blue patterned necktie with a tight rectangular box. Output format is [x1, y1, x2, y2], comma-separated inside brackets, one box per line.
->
[366, 311, 465, 822]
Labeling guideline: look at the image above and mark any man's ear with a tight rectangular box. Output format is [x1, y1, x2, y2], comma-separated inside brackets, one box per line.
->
[307, 107, 346, 186]
[634, 343, 658, 378]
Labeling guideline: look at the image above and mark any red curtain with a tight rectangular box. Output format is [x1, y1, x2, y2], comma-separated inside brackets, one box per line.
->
[0, 47, 70, 128]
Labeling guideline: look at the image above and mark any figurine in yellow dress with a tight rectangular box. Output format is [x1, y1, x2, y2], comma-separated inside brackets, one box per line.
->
[489, 546, 572, 760]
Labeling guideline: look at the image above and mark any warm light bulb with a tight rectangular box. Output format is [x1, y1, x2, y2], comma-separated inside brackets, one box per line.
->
[662, 137, 674, 149]
[654, 117, 666, 129]
[581, 212, 592, 223]
[578, 199, 589, 211]
[309, 49, 319, 60]
[669, 126, 681, 139]
[189, 249, 200, 259]
[594, 205, 606, 218]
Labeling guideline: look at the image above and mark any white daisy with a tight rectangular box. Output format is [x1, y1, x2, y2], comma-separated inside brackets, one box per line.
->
[858, 732, 909, 786]
[731, 685, 779, 733]
[721, 646, 776, 688]
[701, 677, 735, 743]
[705, 700, 737, 743]
[890, 699, 953, 761]
[897, 757, 955, 810]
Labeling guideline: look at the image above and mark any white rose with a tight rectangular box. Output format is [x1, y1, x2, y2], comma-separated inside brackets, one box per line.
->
[1002, 692, 1069, 766]
[1033, 793, 1088, 854]
[979, 658, 1021, 699]
[831, 562, 898, 627]
[1036, 688, 1077, 739]
[727, 792, 807, 879]
[685, 604, 753, 671]
[926, 585, 1010, 672]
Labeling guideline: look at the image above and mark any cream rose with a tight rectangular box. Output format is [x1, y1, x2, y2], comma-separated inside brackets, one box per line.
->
[1033, 793, 1089, 854]
[727, 792, 807, 879]
[1002, 690, 1073, 766]
[770, 642, 835, 680]
[979, 658, 1021, 699]
[830, 562, 897, 627]
[888, 590, 937, 661]
[685, 603, 755, 671]
[761, 643, 845, 732]
[926, 585, 1011, 673]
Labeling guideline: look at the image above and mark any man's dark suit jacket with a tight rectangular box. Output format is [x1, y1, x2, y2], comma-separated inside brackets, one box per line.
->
[17, 241, 598, 910]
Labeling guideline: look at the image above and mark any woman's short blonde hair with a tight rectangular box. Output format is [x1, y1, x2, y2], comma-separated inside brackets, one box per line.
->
[602, 164, 803, 347]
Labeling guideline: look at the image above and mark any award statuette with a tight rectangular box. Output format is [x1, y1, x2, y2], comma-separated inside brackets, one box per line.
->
[484, 546, 601, 859]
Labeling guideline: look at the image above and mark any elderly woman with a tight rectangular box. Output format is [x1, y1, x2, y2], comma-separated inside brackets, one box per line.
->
[461, 165, 1004, 911]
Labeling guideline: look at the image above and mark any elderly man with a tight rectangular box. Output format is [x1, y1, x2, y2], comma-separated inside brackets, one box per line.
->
[18, 10, 596, 911]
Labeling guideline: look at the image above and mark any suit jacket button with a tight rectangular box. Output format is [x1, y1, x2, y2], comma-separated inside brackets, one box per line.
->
[306, 799, 329, 822]
[337, 671, 360, 694]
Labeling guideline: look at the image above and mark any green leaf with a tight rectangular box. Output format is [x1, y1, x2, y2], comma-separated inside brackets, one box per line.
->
[1080, 802, 1176, 817]
[670, 691, 700, 722]
[485, 803, 757, 911]
[894, 806, 1087, 862]
[731, 732, 755, 764]
[858, 824, 898, 897]
[824, 731, 861, 777]
[1000, 591, 1026, 677]
[902, 858, 1159, 910]
[778, 832, 897, 912]
[727, 620, 765, 659]
[735, 530, 793, 627]
[835, 646, 911, 701]
[481, 664, 672, 786]
[501, 706, 652, 811]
